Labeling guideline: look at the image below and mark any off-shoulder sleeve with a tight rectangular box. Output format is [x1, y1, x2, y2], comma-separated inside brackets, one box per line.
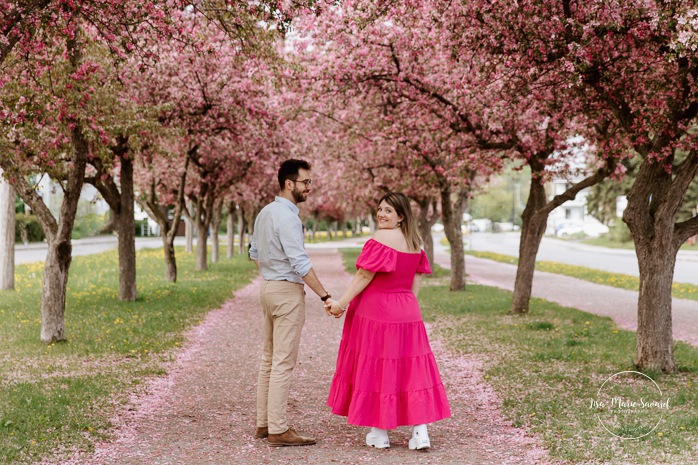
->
[416, 249, 432, 275]
[355, 239, 398, 273]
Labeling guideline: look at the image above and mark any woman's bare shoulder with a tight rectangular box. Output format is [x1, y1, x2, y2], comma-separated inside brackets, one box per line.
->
[372, 229, 409, 252]
[372, 228, 397, 241]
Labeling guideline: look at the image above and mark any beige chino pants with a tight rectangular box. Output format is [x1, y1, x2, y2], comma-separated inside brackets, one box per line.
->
[256, 280, 306, 434]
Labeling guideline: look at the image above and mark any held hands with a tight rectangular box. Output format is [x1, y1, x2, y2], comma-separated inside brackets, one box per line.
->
[324, 298, 346, 318]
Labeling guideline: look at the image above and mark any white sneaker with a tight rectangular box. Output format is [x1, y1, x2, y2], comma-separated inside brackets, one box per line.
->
[409, 424, 431, 450]
[365, 427, 390, 448]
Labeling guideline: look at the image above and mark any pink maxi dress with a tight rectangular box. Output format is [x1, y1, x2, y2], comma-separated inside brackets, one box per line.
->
[327, 239, 451, 429]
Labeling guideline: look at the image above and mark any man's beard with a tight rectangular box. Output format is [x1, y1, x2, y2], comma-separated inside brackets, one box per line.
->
[292, 186, 307, 203]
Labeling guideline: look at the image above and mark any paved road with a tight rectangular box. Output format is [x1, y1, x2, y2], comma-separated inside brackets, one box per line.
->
[466, 232, 698, 285]
[14, 236, 185, 265]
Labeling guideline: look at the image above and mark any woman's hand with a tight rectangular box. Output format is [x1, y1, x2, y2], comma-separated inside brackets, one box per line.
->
[326, 300, 346, 318]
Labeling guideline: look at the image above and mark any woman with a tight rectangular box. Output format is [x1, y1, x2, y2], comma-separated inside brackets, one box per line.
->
[326, 192, 451, 450]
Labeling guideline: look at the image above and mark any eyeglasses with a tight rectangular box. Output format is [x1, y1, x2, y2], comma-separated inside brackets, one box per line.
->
[292, 178, 313, 186]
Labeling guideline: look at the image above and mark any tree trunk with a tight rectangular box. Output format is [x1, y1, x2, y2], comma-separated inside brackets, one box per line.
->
[211, 200, 222, 264]
[139, 203, 181, 284]
[440, 185, 466, 291]
[117, 157, 136, 301]
[238, 206, 246, 255]
[40, 130, 88, 341]
[184, 198, 195, 253]
[415, 196, 438, 266]
[508, 150, 615, 314]
[367, 213, 376, 232]
[162, 234, 177, 282]
[211, 226, 219, 263]
[622, 158, 698, 373]
[0, 171, 15, 290]
[193, 193, 215, 271]
[510, 180, 548, 313]
[185, 217, 194, 253]
[421, 225, 433, 265]
[89, 144, 137, 301]
[41, 238, 72, 342]
[137, 161, 187, 284]
[7, 179, 78, 342]
[14, 127, 87, 342]
[633, 239, 676, 373]
[38, 30, 88, 343]
[227, 202, 236, 259]
[195, 221, 208, 271]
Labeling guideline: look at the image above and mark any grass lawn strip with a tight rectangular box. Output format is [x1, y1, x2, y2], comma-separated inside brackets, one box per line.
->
[0, 247, 257, 464]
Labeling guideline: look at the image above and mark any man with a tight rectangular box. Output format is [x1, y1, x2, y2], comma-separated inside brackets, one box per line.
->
[249, 159, 334, 447]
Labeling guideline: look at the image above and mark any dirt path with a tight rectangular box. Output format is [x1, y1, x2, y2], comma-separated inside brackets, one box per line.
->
[62, 249, 553, 465]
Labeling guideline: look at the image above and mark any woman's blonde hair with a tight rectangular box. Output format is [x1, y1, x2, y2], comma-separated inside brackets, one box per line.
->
[378, 192, 421, 252]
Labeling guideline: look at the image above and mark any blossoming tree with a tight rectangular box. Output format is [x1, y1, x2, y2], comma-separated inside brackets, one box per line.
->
[0, 1, 178, 342]
[465, 0, 698, 373]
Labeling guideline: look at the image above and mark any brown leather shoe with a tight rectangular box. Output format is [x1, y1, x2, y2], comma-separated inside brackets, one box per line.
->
[255, 426, 269, 438]
[267, 427, 316, 447]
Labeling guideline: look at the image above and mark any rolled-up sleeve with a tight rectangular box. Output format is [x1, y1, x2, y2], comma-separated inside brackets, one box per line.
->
[249, 235, 258, 261]
[278, 219, 312, 277]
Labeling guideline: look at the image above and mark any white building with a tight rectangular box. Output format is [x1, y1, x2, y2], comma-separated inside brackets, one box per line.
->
[35, 175, 110, 217]
[546, 178, 609, 237]
[545, 138, 610, 238]
[34, 175, 159, 236]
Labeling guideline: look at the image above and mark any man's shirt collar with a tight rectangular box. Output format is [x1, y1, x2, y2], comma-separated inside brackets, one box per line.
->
[275, 196, 300, 216]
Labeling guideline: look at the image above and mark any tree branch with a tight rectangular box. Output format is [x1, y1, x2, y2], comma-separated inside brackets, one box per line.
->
[674, 216, 698, 246]
[536, 160, 616, 218]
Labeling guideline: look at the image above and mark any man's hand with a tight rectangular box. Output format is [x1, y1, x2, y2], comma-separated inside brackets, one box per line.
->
[324, 298, 335, 316]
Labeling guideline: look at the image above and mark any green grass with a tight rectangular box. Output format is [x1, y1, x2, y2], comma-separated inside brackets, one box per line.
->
[338, 248, 361, 269]
[304, 231, 369, 243]
[339, 249, 698, 464]
[583, 236, 698, 251]
[419, 284, 698, 464]
[465, 250, 698, 301]
[0, 247, 257, 464]
[581, 236, 636, 249]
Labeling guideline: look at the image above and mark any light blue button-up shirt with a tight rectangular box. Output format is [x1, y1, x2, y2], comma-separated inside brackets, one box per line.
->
[249, 196, 311, 284]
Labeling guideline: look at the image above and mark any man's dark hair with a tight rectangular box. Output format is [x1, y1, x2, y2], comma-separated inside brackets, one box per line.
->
[278, 159, 311, 190]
